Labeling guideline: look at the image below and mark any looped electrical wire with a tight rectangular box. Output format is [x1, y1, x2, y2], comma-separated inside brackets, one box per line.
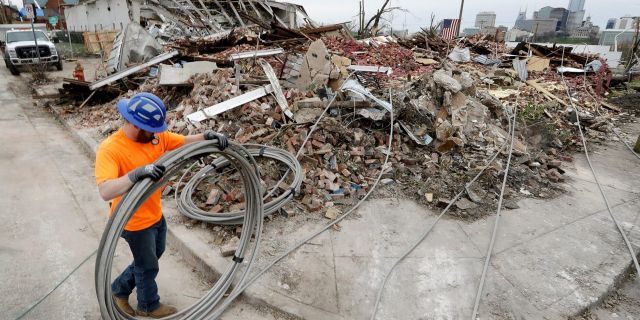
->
[175, 144, 303, 225]
[95, 141, 264, 319]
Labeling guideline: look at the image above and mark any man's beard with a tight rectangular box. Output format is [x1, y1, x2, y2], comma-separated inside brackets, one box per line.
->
[135, 130, 155, 143]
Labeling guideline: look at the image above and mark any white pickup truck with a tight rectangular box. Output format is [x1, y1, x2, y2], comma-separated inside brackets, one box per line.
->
[3, 29, 62, 76]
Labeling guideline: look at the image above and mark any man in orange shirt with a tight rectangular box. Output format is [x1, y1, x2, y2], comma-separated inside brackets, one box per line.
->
[95, 92, 228, 318]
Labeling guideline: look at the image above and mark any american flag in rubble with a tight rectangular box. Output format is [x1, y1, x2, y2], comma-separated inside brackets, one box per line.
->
[441, 19, 460, 40]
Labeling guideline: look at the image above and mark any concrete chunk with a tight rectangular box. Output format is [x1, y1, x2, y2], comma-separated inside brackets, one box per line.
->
[158, 61, 218, 86]
[433, 70, 462, 93]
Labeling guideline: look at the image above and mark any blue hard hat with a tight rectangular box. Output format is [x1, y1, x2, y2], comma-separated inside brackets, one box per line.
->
[117, 92, 168, 133]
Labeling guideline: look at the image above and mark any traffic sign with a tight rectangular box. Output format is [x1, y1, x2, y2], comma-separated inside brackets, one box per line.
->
[24, 4, 34, 19]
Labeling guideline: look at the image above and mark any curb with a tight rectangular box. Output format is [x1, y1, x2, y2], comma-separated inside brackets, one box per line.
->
[46, 104, 344, 320]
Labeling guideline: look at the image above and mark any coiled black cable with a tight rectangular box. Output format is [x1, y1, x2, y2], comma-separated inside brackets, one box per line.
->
[175, 144, 302, 225]
[95, 141, 264, 319]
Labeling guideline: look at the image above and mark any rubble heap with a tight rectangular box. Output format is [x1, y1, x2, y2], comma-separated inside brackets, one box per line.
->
[54, 21, 630, 222]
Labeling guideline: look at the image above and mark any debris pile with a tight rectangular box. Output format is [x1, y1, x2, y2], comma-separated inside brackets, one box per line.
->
[51, 4, 630, 222]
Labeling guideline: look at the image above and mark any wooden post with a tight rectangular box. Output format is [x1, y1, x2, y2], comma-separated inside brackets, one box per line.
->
[457, 0, 464, 37]
[358, 1, 362, 37]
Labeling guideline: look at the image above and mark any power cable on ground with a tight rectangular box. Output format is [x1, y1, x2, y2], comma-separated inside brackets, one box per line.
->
[14, 249, 97, 320]
[369, 95, 518, 320]
[470, 97, 519, 319]
[558, 47, 640, 277]
[206, 89, 396, 319]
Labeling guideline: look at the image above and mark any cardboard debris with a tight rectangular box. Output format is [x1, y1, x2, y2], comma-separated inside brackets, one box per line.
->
[527, 57, 550, 72]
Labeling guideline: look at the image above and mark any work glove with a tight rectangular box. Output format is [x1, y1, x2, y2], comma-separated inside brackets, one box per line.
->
[204, 131, 229, 150]
[128, 164, 166, 183]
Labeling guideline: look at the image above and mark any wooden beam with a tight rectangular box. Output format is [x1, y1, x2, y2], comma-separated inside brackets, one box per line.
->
[196, 0, 224, 31]
[601, 101, 621, 112]
[526, 80, 569, 107]
[295, 100, 373, 109]
[237, 0, 249, 13]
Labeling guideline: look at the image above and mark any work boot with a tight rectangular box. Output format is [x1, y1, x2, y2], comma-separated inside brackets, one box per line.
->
[113, 296, 135, 316]
[137, 303, 178, 318]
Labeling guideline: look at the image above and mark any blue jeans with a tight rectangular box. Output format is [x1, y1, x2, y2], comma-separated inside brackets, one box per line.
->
[112, 216, 166, 312]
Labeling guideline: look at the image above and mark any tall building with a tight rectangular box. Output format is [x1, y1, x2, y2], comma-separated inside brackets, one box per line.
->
[534, 6, 569, 31]
[600, 29, 636, 47]
[567, 10, 585, 31]
[475, 11, 496, 28]
[568, 0, 585, 12]
[570, 16, 599, 39]
[506, 28, 531, 42]
[605, 16, 640, 30]
[514, 10, 527, 29]
[566, 0, 586, 32]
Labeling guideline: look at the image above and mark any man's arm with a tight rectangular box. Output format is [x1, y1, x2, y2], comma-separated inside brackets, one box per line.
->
[98, 175, 134, 201]
[184, 133, 205, 145]
[97, 165, 166, 201]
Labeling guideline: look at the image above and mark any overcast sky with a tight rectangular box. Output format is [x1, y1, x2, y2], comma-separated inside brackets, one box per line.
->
[287, 0, 640, 31]
[6, 0, 639, 32]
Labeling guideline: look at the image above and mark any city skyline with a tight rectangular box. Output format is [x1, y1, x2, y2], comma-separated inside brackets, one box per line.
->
[4, 0, 639, 32]
[285, 0, 638, 32]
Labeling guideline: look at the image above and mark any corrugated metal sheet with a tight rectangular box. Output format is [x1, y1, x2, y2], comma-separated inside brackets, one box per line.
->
[473, 55, 501, 65]
[512, 58, 528, 81]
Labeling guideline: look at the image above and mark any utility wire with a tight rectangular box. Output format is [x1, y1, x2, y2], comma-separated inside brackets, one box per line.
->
[577, 54, 640, 162]
[612, 130, 640, 160]
[95, 142, 265, 319]
[14, 250, 97, 320]
[208, 88, 396, 319]
[470, 97, 518, 319]
[558, 47, 640, 277]
[175, 144, 303, 224]
[369, 100, 516, 320]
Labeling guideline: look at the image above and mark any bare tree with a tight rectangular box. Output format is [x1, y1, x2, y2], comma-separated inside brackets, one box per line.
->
[358, 0, 405, 38]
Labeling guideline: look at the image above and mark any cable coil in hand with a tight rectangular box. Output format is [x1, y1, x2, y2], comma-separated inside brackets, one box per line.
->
[176, 144, 302, 225]
[95, 141, 264, 319]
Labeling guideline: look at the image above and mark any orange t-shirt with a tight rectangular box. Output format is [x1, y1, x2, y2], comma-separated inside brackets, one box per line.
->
[95, 129, 185, 231]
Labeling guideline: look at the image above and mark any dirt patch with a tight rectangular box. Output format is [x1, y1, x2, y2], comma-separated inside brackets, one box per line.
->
[609, 92, 640, 117]
[572, 272, 640, 320]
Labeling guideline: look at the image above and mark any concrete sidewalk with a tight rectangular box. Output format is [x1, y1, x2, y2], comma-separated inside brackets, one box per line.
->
[50, 87, 640, 319]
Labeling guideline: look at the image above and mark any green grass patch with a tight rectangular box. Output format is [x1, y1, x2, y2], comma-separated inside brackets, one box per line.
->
[519, 104, 547, 122]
